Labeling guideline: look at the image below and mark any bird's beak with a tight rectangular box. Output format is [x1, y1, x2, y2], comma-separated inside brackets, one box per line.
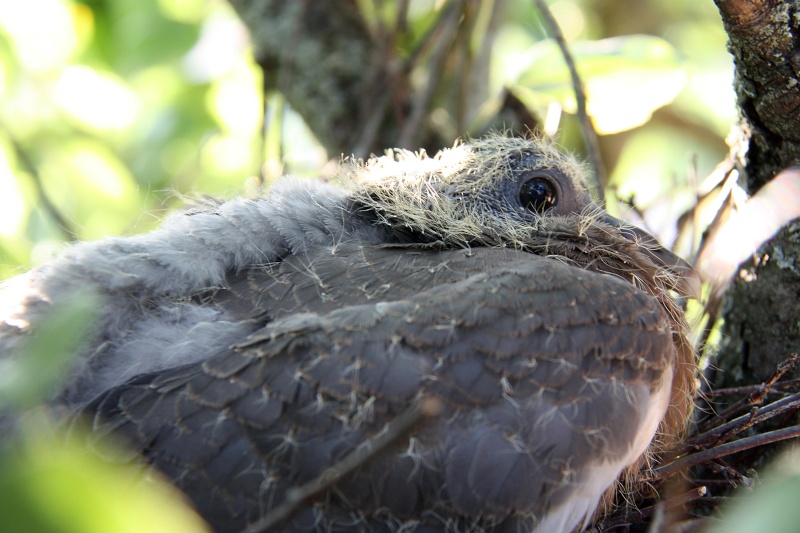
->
[600, 213, 702, 300]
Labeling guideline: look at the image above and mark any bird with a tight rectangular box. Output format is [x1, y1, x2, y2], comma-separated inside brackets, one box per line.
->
[0, 133, 697, 533]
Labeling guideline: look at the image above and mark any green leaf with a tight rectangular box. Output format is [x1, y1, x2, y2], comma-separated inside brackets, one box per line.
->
[509, 35, 686, 134]
[0, 291, 100, 410]
[709, 449, 800, 533]
[39, 139, 144, 240]
[0, 421, 210, 533]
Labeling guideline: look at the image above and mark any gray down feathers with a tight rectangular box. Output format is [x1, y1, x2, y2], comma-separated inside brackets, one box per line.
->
[1, 178, 386, 406]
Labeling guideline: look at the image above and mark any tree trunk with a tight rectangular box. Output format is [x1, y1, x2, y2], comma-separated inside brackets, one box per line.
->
[225, 0, 527, 159]
[225, 0, 398, 158]
[712, 0, 800, 391]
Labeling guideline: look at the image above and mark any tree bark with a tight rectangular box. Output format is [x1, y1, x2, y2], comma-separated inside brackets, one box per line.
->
[713, 0, 800, 392]
[715, 0, 800, 190]
[225, 0, 523, 159]
[225, 0, 401, 158]
[716, 221, 800, 385]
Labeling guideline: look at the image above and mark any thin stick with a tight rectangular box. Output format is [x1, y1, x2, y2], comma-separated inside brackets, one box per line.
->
[697, 354, 799, 432]
[403, 0, 460, 73]
[397, 0, 461, 148]
[351, 0, 413, 158]
[694, 391, 800, 449]
[598, 486, 707, 529]
[654, 424, 800, 480]
[532, 0, 606, 194]
[658, 391, 800, 467]
[2, 124, 77, 240]
[241, 397, 438, 533]
[705, 378, 800, 397]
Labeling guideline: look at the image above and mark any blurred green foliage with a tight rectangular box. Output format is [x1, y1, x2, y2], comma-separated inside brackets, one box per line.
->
[509, 34, 686, 134]
[0, 417, 210, 533]
[0, 0, 732, 279]
[0, 291, 99, 411]
[0, 0, 272, 279]
[0, 287, 211, 532]
[708, 448, 800, 533]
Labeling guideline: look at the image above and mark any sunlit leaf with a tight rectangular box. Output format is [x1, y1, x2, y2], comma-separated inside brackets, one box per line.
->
[39, 140, 143, 240]
[0, 421, 209, 533]
[0, 44, 11, 99]
[95, 0, 199, 74]
[181, 7, 250, 82]
[53, 66, 141, 132]
[157, 0, 210, 24]
[509, 35, 686, 134]
[0, 0, 78, 73]
[609, 124, 719, 209]
[200, 133, 255, 180]
[206, 60, 262, 136]
[709, 448, 800, 533]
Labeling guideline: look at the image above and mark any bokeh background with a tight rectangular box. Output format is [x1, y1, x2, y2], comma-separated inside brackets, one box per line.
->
[0, 0, 734, 279]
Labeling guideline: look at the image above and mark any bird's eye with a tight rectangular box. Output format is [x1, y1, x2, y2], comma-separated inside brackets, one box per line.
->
[519, 176, 558, 214]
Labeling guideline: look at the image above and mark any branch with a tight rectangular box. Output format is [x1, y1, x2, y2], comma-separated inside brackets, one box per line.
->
[655, 424, 800, 480]
[697, 353, 799, 432]
[397, 1, 462, 149]
[714, 0, 800, 189]
[705, 378, 800, 397]
[226, 0, 396, 157]
[1, 125, 77, 240]
[532, 0, 606, 194]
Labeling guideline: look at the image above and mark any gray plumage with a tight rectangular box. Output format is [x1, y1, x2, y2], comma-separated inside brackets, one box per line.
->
[0, 134, 696, 533]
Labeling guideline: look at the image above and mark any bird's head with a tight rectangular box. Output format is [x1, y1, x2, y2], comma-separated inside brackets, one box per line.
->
[350, 132, 698, 302]
[351, 132, 589, 243]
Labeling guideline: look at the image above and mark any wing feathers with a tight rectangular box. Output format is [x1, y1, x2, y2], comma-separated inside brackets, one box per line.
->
[80, 243, 675, 532]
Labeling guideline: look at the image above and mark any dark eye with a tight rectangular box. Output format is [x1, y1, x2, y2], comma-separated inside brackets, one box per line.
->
[519, 176, 558, 213]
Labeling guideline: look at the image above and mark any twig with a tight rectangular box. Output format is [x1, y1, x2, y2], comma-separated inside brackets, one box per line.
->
[532, 0, 606, 194]
[351, 0, 411, 158]
[704, 378, 800, 397]
[397, 0, 462, 148]
[395, 0, 411, 33]
[697, 354, 799, 432]
[459, 0, 503, 133]
[1, 124, 77, 240]
[708, 459, 749, 487]
[658, 391, 800, 469]
[597, 486, 707, 530]
[402, 0, 460, 73]
[351, 85, 393, 159]
[451, 1, 483, 135]
[692, 391, 800, 450]
[654, 424, 800, 480]
[241, 397, 439, 533]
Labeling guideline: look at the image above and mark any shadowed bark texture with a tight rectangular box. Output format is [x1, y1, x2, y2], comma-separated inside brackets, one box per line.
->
[713, 0, 800, 397]
[715, 0, 800, 190]
[716, 220, 800, 384]
[225, 0, 398, 158]
[225, 0, 526, 159]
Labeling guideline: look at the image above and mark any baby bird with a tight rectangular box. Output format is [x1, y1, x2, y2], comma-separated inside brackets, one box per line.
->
[0, 133, 696, 532]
